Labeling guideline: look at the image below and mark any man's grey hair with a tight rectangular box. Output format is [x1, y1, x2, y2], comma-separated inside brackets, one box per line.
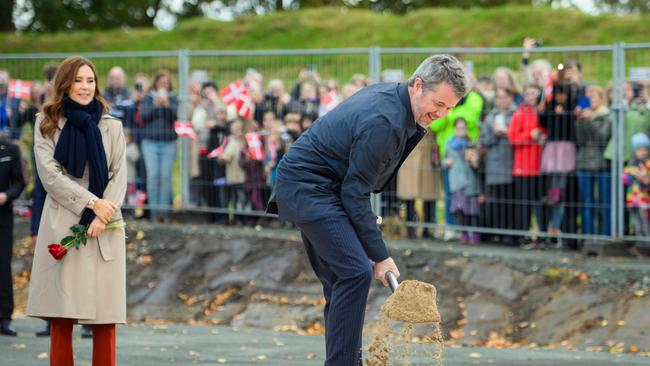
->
[407, 54, 470, 98]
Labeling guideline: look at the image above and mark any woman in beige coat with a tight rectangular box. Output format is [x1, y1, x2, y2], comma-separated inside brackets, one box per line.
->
[397, 132, 442, 238]
[27, 56, 126, 366]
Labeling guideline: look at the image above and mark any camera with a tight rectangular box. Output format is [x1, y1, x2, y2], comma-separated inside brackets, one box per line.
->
[533, 39, 543, 47]
[134, 82, 143, 92]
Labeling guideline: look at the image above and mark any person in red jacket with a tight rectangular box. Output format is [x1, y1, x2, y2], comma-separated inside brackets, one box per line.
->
[508, 84, 547, 245]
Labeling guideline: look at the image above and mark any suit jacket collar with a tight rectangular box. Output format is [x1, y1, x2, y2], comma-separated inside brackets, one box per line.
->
[397, 83, 424, 138]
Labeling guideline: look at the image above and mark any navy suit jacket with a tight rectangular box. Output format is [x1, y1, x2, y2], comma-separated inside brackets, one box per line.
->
[268, 83, 426, 262]
[0, 136, 25, 225]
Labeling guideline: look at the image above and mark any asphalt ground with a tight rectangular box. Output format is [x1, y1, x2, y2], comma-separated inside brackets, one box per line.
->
[2, 317, 648, 366]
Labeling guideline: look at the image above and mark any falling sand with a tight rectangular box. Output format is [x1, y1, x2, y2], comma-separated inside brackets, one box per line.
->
[365, 280, 444, 366]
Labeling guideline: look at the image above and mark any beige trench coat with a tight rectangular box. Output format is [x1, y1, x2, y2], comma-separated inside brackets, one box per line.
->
[27, 112, 127, 324]
[397, 132, 442, 201]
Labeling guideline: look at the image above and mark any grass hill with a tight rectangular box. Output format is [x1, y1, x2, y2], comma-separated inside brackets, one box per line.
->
[1, 6, 649, 53]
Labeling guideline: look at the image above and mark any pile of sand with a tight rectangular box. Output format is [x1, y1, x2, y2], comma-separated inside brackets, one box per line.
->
[365, 280, 444, 366]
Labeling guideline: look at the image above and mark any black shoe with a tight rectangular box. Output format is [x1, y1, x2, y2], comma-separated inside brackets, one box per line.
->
[0, 320, 17, 336]
[35, 322, 50, 337]
[81, 325, 93, 338]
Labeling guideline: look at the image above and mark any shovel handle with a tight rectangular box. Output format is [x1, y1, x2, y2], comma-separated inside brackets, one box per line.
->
[385, 271, 399, 293]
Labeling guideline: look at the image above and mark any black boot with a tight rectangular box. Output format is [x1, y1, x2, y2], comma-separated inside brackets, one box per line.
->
[0, 319, 17, 336]
[35, 321, 50, 337]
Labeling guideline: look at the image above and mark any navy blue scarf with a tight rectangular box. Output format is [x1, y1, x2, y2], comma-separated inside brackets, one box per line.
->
[54, 97, 108, 226]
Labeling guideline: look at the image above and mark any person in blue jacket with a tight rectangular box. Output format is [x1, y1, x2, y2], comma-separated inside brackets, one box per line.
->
[267, 54, 469, 365]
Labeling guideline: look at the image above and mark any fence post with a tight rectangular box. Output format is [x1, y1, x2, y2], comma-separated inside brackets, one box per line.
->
[369, 46, 383, 217]
[177, 49, 191, 209]
[611, 42, 626, 239]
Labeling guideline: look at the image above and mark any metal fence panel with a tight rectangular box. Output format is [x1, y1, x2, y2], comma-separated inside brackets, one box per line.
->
[620, 43, 650, 245]
[0, 52, 184, 221]
[376, 46, 619, 245]
[3, 45, 645, 247]
[183, 49, 372, 222]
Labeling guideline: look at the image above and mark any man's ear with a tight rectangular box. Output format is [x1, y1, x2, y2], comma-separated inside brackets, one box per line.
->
[414, 77, 423, 91]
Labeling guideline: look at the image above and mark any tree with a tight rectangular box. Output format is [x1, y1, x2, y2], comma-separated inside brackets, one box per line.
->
[592, 0, 650, 13]
[1, 0, 15, 32]
[13, 0, 206, 32]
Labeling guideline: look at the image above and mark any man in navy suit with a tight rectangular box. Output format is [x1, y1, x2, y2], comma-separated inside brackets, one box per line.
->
[0, 131, 25, 336]
[268, 54, 469, 365]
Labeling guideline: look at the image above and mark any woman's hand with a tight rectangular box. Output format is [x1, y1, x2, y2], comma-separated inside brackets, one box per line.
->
[92, 199, 117, 224]
[87, 217, 106, 238]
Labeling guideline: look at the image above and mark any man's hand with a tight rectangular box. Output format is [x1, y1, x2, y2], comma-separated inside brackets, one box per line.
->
[373, 257, 400, 287]
[92, 199, 117, 224]
[0, 192, 7, 206]
[87, 217, 106, 238]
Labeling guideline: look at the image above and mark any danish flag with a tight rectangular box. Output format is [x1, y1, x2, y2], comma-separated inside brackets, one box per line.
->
[245, 132, 265, 161]
[220, 80, 253, 120]
[9, 79, 32, 100]
[207, 137, 229, 159]
[320, 90, 339, 112]
[173, 121, 197, 140]
[543, 78, 553, 103]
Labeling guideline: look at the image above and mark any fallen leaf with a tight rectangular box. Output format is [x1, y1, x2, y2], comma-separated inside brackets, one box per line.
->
[217, 358, 227, 363]
[469, 352, 481, 358]
[12, 343, 26, 349]
[255, 354, 267, 360]
[306, 352, 317, 360]
[37, 352, 48, 359]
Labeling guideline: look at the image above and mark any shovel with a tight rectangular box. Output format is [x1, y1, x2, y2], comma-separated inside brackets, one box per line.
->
[385, 271, 399, 293]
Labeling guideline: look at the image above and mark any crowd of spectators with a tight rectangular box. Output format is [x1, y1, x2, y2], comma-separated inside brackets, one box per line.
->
[1, 38, 648, 256]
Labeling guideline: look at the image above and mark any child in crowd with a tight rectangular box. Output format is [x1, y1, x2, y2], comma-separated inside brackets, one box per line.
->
[219, 120, 247, 220]
[446, 118, 481, 244]
[623, 132, 650, 257]
[265, 120, 286, 187]
[241, 120, 266, 213]
[539, 82, 578, 236]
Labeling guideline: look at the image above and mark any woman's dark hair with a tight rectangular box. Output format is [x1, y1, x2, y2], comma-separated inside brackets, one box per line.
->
[550, 82, 578, 110]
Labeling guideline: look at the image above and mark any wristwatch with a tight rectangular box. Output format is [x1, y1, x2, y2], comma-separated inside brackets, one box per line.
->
[87, 197, 98, 210]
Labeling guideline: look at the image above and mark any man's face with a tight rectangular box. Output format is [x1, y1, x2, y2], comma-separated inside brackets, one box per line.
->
[564, 65, 581, 84]
[410, 78, 460, 128]
[108, 69, 125, 89]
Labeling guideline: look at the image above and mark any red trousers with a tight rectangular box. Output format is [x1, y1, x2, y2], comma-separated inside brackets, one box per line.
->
[49, 318, 116, 366]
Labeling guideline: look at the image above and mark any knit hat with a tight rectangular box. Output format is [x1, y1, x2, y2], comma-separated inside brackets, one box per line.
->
[631, 132, 650, 150]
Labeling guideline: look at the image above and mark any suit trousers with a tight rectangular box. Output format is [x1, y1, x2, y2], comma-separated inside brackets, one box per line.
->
[297, 215, 374, 366]
[0, 223, 13, 320]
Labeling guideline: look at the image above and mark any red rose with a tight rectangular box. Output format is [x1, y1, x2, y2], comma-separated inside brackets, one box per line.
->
[48, 243, 68, 260]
